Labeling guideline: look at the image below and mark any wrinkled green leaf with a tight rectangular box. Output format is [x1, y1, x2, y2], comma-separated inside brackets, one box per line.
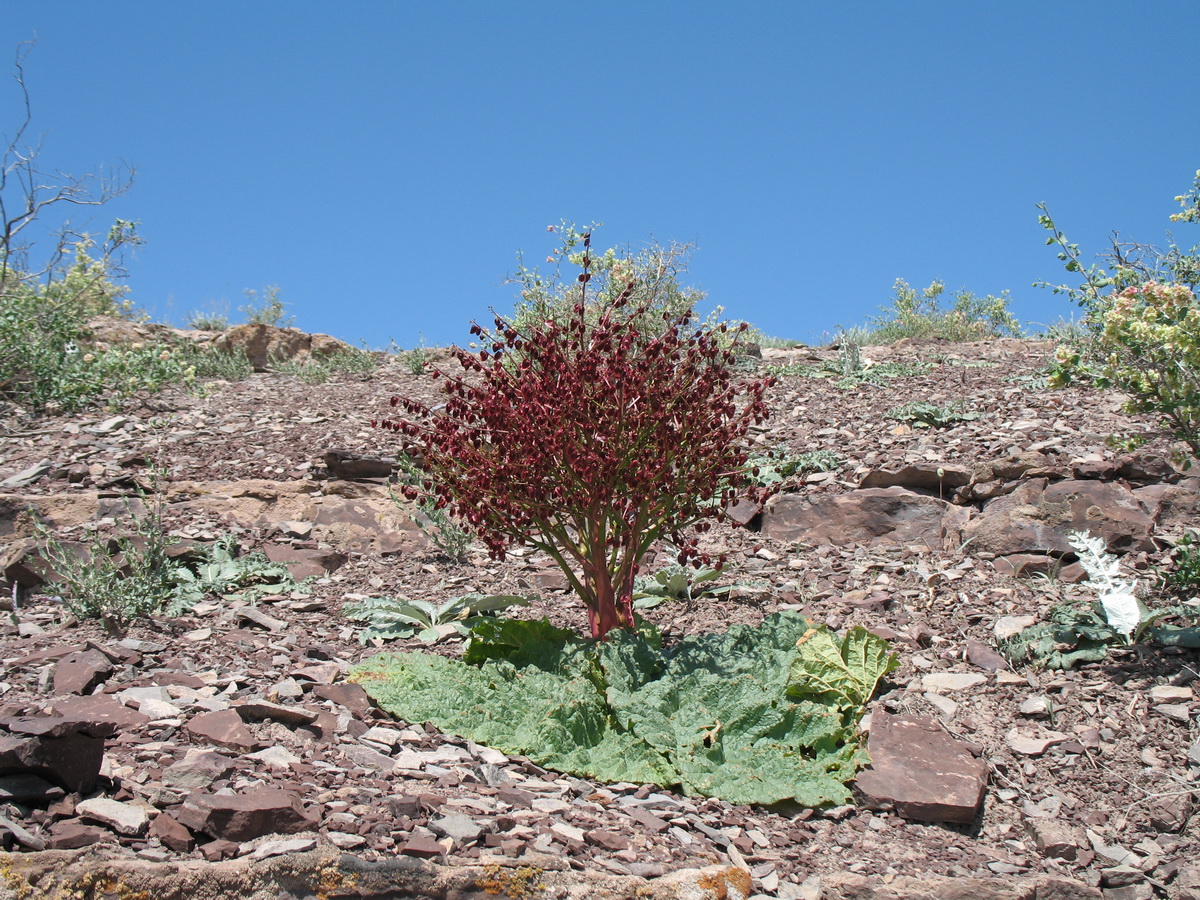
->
[787, 625, 898, 709]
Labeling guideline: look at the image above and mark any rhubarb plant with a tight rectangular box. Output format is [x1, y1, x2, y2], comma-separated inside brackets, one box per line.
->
[375, 231, 773, 639]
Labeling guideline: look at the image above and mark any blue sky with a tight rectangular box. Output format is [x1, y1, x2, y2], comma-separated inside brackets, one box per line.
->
[4, 3, 1198, 348]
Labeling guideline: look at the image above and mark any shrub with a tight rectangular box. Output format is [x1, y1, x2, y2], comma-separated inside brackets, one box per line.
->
[270, 349, 376, 384]
[865, 278, 1022, 344]
[1039, 173, 1200, 461]
[376, 232, 774, 639]
[238, 285, 293, 327]
[187, 309, 230, 331]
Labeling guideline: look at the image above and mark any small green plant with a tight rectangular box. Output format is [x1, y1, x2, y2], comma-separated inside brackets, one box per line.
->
[864, 278, 1023, 344]
[35, 507, 176, 633]
[632, 558, 732, 610]
[167, 534, 303, 615]
[391, 455, 475, 562]
[745, 446, 841, 488]
[343, 592, 532, 644]
[177, 343, 255, 381]
[238, 285, 294, 327]
[1000, 531, 1200, 669]
[886, 401, 980, 428]
[270, 350, 376, 384]
[186, 309, 230, 331]
[1162, 530, 1200, 596]
[403, 336, 431, 375]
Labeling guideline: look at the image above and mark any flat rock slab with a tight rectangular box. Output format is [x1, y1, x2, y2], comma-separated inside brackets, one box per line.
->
[853, 713, 988, 824]
[762, 487, 972, 549]
[76, 797, 149, 836]
[186, 709, 258, 752]
[175, 786, 318, 842]
[822, 873, 1101, 899]
[52, 648, 115, 695]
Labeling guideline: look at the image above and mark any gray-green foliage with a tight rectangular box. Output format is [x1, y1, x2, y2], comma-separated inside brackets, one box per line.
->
[167, 535, 302, 615]
[342, 592, 532, 644]
[270, 350, 377, 384]
[352, 612, 897, 806]
[745, 447, 841, 488]
[864, 278, 1023, 344]
[37, 515, 303, 630]
[631, 561, 730, 610]
[886, 401, 980, 428]
[238, 285, 293, 327]
[391, 457, 474, 562]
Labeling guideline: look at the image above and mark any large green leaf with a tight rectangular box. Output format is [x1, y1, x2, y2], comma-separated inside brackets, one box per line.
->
[787, 625, 899, 709]
[352, 612, 888, 808]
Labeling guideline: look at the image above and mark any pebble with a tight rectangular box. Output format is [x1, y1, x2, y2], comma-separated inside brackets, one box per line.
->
[921, 673, 987, 692]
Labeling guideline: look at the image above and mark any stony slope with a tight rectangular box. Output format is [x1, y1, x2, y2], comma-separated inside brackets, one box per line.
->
[0, 335, 1197, 900]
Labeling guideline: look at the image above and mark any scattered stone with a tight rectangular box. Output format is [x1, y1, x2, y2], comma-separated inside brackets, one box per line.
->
[52, 648, 116, 695]
[1007, 729, 1069, 756]
[429, 813, 486, 844]
[853, 713, 988, 824]
[0, 773, 65, 803]
[185, 709, 258, 751]
[0, 715, 117, 792]
[1018, 696, 1051, 717]
[1026, 819, 1086, 860]
[175, 786, 318, 842]
[252, 836, 317, 858]
[921, 673, 987, 693]
[236, 606, 287, 632]
[46, 820, 113, 850]
[162, 750, 236, 790]
[233, 699, 318, 726]
[151, 812, 195, 852]
[76, 797, 150, 836]
[965, 640, 1009, 672]
[994, 616, 1038, 641]
[398, 835, 447, 858]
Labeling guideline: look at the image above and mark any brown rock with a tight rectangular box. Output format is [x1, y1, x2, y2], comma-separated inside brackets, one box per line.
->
[853, 712, 988, 824]
[232, 700, 318, 727]
[991, 554, 1086, 583]
[0, 716, 117, 793]
[52, 648, 116, 695]
[324, 449, 394, 480]
[151, 812, 196, 852]
[762, 487, 972, 549]
[175, 786, 318, 841]
[398, 835, 447, 858]
[47, 694, 150, 730]
[213, 323, 350, 372]
[859, 462, 973, 492]
[46, 820, 115, 850]
[162, 750, 236, 790]
[821, 873, 1100, 899]
[965, 640, 1010, 672]
[185, 709, 259, 752]
[310, 683, 375, 717]
[262, 544, 347, 579]
[1026, 818, 1087, 860]
[962, 479, 1156, 558]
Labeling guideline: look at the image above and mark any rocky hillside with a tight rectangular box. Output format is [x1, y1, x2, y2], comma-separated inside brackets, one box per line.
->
[0, 333, 1198, 900]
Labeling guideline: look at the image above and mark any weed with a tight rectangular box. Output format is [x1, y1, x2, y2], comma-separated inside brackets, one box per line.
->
[271, 350, 377, 384]
[886, 401, 980, 428]
[343, 592, 531, 644]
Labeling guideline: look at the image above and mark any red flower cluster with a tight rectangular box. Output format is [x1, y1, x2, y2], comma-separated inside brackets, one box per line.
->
[376, 244, 774, 639]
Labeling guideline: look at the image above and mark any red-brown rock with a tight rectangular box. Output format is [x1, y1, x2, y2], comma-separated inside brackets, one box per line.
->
[854, 712, 988, 824]
[185, 709, 259, 752]
[175, 786, 318, 842]
[762, 487, 972, 549]
[52, 648, 115, 695]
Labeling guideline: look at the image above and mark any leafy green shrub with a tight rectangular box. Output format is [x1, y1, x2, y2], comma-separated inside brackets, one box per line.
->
[1039, 174, 1200, 461]
[376, 232, 774, 639]
[271, 350, 377, 383]
[343, 593, 531, 644]
[167, 535, 302, 614]
[1161, 530, 1200, 596]
[176, 343, 254, 381]
[391, 456, 475, 562]
[1000, 531, 1200, 669]
[886, 401, 980, 428]
[187, 310, 230, 331]
[352, 612, 896, 806]
[238, 285, 294, 327]
[864, 278, 1022, 344]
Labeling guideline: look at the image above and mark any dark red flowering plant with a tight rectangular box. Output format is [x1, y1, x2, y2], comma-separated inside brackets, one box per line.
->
[375, 233, 774, 640]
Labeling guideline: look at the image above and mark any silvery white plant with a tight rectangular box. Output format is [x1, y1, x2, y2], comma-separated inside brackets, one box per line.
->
[1068, 530, 1144, 640]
